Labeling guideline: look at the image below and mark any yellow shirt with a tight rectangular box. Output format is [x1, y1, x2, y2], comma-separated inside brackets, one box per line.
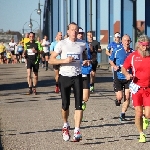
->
[23, 38, 30, 48]
[7, 52, 11, 59]
[0, 44, 5, 53]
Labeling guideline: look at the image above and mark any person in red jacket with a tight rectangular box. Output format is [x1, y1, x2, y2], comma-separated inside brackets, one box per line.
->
[121, 35, 150, 143]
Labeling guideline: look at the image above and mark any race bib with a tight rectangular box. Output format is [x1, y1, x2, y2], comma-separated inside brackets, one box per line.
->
[129, 82, 140, 94]
[27, 49, 35, 55]
[67, 52, 80, 62]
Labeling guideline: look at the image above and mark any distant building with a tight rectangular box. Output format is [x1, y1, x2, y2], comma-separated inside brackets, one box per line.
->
[0, 30, 22, 43]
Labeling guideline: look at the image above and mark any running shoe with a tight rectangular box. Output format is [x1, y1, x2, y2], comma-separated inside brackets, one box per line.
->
[27, 89, 32, 95]
[115, 100, 121, 106]
[73, 130, 82, 142]
[143, 117, 149, 130]
[82, 102, 86, 111]
[55, 86, 59, 93]
[90, 86, 94, 92]
[62, 126, 70, 141]
[139, 133, 146, 143]
[33, 88, 37, 95]
[120, 113, 126, 122]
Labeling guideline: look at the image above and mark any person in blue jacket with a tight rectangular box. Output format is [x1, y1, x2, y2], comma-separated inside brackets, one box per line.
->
[106, 32, 122, 80]
[77, 27, 92, 112]
[109, 34, 133, 122]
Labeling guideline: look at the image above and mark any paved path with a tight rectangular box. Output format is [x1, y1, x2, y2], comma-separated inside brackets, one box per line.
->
[0, 64, 150, 150]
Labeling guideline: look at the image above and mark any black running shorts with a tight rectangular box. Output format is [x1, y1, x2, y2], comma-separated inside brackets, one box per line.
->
[27, 59, 39, 73]
[82, 74, 90, 89]
[59, 74, 83, 110]
[114, 78, 131, 92]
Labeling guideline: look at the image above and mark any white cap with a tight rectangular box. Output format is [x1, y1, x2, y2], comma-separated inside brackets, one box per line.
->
[79, 28, 84, 33]
[114, 33, 121, 38]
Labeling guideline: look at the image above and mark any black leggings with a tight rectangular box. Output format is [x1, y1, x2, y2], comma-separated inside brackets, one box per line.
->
[59, 74, 83, 111]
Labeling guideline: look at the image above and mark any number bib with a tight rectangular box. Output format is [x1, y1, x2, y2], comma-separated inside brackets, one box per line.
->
[129, 82, 140, 94]
[67, 52, 80, 63]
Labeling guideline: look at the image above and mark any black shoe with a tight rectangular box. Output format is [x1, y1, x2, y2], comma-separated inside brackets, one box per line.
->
[45, 67, 48, 71]
[120, 113, 126, 121]
[27, 89, 32, 95]
[115, 100, 121, 106]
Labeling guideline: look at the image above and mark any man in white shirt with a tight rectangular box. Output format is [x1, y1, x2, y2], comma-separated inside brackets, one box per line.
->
[41, 35, 50, 71]
[49, 22, 86, 142]
[9, 38, 16, 64]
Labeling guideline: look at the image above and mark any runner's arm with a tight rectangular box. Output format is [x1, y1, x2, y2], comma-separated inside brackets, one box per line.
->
[106, 43, 112, 56]
[109, 50, 118, 71]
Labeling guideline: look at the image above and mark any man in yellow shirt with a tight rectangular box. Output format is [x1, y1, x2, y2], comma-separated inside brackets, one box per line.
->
[23, 33, 30, 66]
[0, 42, 6, 64]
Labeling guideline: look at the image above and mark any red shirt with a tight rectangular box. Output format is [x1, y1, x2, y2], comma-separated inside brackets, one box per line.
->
[123, 50, 150, 87]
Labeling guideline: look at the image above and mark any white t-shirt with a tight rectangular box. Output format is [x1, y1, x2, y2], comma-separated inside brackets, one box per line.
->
[54, 38, 86, 77]
[9, 42, 16, 51]
[42, 39, 50, 53]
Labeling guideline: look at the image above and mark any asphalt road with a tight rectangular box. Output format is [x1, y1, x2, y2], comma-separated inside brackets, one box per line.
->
[0, 64, 150, 150]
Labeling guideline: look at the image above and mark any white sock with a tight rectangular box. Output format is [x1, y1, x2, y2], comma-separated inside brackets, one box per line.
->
[63, 122, 69, 128]
[74, 127, 80, 133]
[140, 132, 144, 135]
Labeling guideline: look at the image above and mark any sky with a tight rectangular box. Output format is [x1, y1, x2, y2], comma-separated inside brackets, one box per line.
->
[0, 0, 145, 33]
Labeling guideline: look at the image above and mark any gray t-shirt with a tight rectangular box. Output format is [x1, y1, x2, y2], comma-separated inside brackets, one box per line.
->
[54, 38, 86, 77]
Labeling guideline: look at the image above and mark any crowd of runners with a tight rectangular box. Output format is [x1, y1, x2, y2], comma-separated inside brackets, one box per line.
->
[1, 21, 150, 143]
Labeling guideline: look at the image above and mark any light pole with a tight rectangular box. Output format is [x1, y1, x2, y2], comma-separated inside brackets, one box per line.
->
[28, 19, 39, 32]
[22, 21, 30, 38]
[37, 0, 42, 39]
[29, 18, 33, 31]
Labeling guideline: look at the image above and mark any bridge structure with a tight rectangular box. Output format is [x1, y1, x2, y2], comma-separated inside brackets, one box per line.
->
[42, 0, 150, 63]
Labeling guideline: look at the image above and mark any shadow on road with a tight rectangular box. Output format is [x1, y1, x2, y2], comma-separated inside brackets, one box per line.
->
[96, 76, 113, 83]
[0, 79, 55, 91]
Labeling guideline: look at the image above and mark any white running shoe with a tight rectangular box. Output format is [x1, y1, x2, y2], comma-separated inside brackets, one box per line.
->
[62, 126, 70, 141]
[73, 130, 82, 142]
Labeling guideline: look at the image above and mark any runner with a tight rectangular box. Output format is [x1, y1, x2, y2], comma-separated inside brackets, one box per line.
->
[35, 37, 43, 65]
[23, 33, 30, 66]
[106, 32, 122, 79]
[109, 34, 133, 121]
[50, 32, 62, 93]
[49, 22, 86, 142]
[87, 31, 101, 92]
[41, 35, 50, 71]
[0, 42, 5, 64]
[9, 38, 16, 64]
[24, 32, 42, 95]
[122, 35, 150, 143]
[77, 28, 92, 114]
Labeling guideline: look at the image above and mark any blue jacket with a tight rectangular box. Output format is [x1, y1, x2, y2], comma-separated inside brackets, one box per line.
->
[110, 46, 134, 79]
